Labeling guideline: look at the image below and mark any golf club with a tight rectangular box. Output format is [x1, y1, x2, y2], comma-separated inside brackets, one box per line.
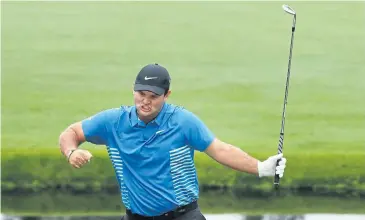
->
[274, 4, 297, 190]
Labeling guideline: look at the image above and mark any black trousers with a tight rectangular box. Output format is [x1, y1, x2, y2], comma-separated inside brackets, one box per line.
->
[121, 207, 206, 220]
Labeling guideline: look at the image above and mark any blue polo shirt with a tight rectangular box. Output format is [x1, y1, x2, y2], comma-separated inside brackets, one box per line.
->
[81, 103, 215, 216]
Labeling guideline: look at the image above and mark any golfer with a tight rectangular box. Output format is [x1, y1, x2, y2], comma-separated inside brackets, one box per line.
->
[59, 63, 287, 220]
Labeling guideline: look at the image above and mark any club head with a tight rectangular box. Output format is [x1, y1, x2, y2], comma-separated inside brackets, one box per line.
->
[282, 4, 296, 15]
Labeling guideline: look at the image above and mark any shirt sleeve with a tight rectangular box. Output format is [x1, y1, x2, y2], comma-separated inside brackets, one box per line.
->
[183, 110, 215, 152]
[81, 108, 120, 145]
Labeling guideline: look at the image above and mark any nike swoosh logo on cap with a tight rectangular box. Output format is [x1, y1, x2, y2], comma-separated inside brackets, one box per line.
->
[145, 76, 158, 80]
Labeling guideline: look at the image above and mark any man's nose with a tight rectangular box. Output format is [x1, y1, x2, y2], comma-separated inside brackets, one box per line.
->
[142, 98, 151, 104]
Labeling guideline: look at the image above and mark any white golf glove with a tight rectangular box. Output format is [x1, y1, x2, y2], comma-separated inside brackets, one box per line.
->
[258, 153, 287, 178]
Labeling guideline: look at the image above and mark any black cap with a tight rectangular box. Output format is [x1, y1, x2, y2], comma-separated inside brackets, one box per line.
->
[134, 63, 171, 96]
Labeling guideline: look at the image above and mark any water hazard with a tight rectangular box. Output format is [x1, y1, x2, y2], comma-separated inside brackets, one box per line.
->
[2, 192, 364, 220]
[2, 214, 365, 220]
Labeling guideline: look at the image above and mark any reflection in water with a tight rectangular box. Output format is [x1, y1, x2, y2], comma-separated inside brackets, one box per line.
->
[2, 214, 365, 220]
[204, 214, 305, 220]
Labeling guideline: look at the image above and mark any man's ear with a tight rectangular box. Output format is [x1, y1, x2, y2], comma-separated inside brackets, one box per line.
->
[164, 90, 171, 100]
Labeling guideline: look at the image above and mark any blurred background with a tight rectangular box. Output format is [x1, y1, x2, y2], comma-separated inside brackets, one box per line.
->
[1, 1, 364, 219]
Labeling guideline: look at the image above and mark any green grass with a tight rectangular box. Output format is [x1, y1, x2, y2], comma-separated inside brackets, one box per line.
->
[2, 3, 365, 216]
[2, 2, 365, 154]
[2, 0, 365, 191]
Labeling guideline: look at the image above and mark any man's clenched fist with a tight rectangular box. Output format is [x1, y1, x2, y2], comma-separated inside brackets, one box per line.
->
[67, 149, 93, 168]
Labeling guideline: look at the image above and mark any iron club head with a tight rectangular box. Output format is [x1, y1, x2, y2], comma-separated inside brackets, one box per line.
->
[282, 4, 296, 15]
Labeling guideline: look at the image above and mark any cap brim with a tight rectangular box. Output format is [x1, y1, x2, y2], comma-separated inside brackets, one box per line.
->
[134, 84, 165, 96]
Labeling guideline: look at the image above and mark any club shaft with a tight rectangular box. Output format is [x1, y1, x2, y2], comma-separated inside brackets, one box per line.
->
[278, 16, 296, 150]
[274, 15, 296, 188]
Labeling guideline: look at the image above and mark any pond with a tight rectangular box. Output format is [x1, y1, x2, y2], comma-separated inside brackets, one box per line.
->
[2, 192, 364, 219]
[2, 214, 365, 220]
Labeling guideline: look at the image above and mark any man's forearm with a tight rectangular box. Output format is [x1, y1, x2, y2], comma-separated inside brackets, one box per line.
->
[211, 143, 259, 175]
[59, 128, 80, 157]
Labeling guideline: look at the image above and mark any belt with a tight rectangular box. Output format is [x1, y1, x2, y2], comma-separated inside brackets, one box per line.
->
[126, 201, 198, 220]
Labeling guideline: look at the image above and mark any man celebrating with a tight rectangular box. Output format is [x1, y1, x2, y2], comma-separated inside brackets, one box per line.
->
[59, 63, 287, 220]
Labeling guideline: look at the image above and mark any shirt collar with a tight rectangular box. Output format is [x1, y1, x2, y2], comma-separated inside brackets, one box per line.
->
[153, 102, 167, 126]
[130, 106, 139, 127]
